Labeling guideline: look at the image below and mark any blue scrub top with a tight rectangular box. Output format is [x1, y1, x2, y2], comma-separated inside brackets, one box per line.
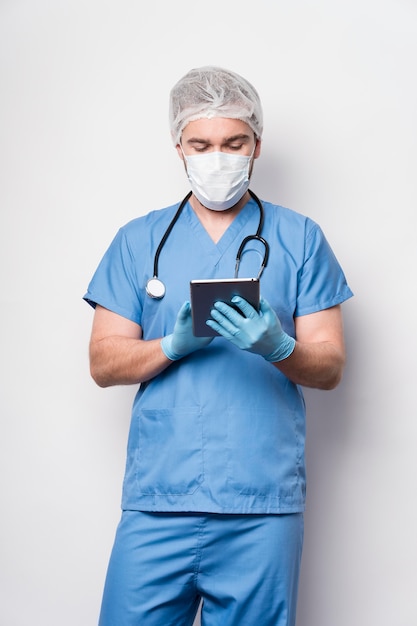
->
[84, 197, 353, 514]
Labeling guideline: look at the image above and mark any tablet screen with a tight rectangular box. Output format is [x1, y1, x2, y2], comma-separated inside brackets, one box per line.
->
[190, 278, 260, 337]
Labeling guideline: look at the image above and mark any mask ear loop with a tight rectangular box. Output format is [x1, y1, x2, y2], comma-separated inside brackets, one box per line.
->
[179, 143, 190, 174]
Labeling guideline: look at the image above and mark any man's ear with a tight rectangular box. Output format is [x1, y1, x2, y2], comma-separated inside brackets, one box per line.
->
[175, 143, 184, 160]
[254, 138, 262, 159]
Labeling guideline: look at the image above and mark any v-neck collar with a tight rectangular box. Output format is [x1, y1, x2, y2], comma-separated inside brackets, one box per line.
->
[183, 197, 258, 255]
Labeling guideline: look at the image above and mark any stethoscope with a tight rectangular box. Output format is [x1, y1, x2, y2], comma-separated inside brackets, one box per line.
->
[145, 189, 270, 299]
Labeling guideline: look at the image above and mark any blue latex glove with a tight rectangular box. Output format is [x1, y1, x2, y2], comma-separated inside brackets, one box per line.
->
[206, 296, 296, 362]
[161, 301, 213, 361]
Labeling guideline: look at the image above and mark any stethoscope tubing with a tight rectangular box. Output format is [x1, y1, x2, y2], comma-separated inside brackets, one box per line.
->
[152, 190, 192, 279]
[146, 189, 269, 299]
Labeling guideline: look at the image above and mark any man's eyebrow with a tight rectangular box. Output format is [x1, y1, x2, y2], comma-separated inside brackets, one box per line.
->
[223, 133, 252, 142]
[186, 137, 210, 144]
[186, 133, 252, 144]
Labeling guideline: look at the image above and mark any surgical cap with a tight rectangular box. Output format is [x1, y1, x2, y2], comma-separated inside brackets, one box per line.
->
[169, 66, 263, 145]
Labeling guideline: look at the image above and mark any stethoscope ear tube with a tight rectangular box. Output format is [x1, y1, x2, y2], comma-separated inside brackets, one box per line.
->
[234, 233, 269, 279]
[234, 190, 269, 279]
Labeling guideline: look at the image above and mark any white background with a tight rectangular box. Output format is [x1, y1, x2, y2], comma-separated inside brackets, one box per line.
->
[1, 1, 416, 625]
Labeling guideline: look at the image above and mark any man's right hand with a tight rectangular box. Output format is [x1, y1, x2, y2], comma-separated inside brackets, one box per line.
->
[161, 301, 213, 361]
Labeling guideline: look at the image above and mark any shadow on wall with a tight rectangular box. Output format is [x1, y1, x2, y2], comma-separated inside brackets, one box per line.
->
[296, 304, 359, 625]
[251, 148, 295, 204]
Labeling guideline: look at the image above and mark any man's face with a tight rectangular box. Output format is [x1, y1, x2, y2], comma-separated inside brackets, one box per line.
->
[177, 117, 261, 160]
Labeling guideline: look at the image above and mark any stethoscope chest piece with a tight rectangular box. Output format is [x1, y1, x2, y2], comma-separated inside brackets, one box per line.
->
[146, 277, 166, 299]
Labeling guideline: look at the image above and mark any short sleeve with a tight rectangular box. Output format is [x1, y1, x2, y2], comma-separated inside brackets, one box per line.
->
[83, 227, 142, 324]
[295, 220, 353, 316]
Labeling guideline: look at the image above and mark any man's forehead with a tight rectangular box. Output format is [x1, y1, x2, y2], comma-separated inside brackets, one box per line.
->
[182, 117, 254, 143]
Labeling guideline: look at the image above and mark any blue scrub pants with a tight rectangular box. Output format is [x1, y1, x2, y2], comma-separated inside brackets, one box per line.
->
[99, 511, 304, 626]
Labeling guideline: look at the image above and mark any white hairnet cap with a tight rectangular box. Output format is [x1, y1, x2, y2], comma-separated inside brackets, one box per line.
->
[169, 66, 263, 145]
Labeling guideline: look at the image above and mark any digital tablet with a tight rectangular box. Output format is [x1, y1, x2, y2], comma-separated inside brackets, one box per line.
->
[190, 278, 260, 337]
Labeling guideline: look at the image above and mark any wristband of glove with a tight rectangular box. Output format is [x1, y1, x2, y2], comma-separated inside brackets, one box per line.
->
[160, 334, 182, 361]
[263, 334, 296, 362]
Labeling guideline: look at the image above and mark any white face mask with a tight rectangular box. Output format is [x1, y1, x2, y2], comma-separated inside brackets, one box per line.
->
[182, 148, 254, 211]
